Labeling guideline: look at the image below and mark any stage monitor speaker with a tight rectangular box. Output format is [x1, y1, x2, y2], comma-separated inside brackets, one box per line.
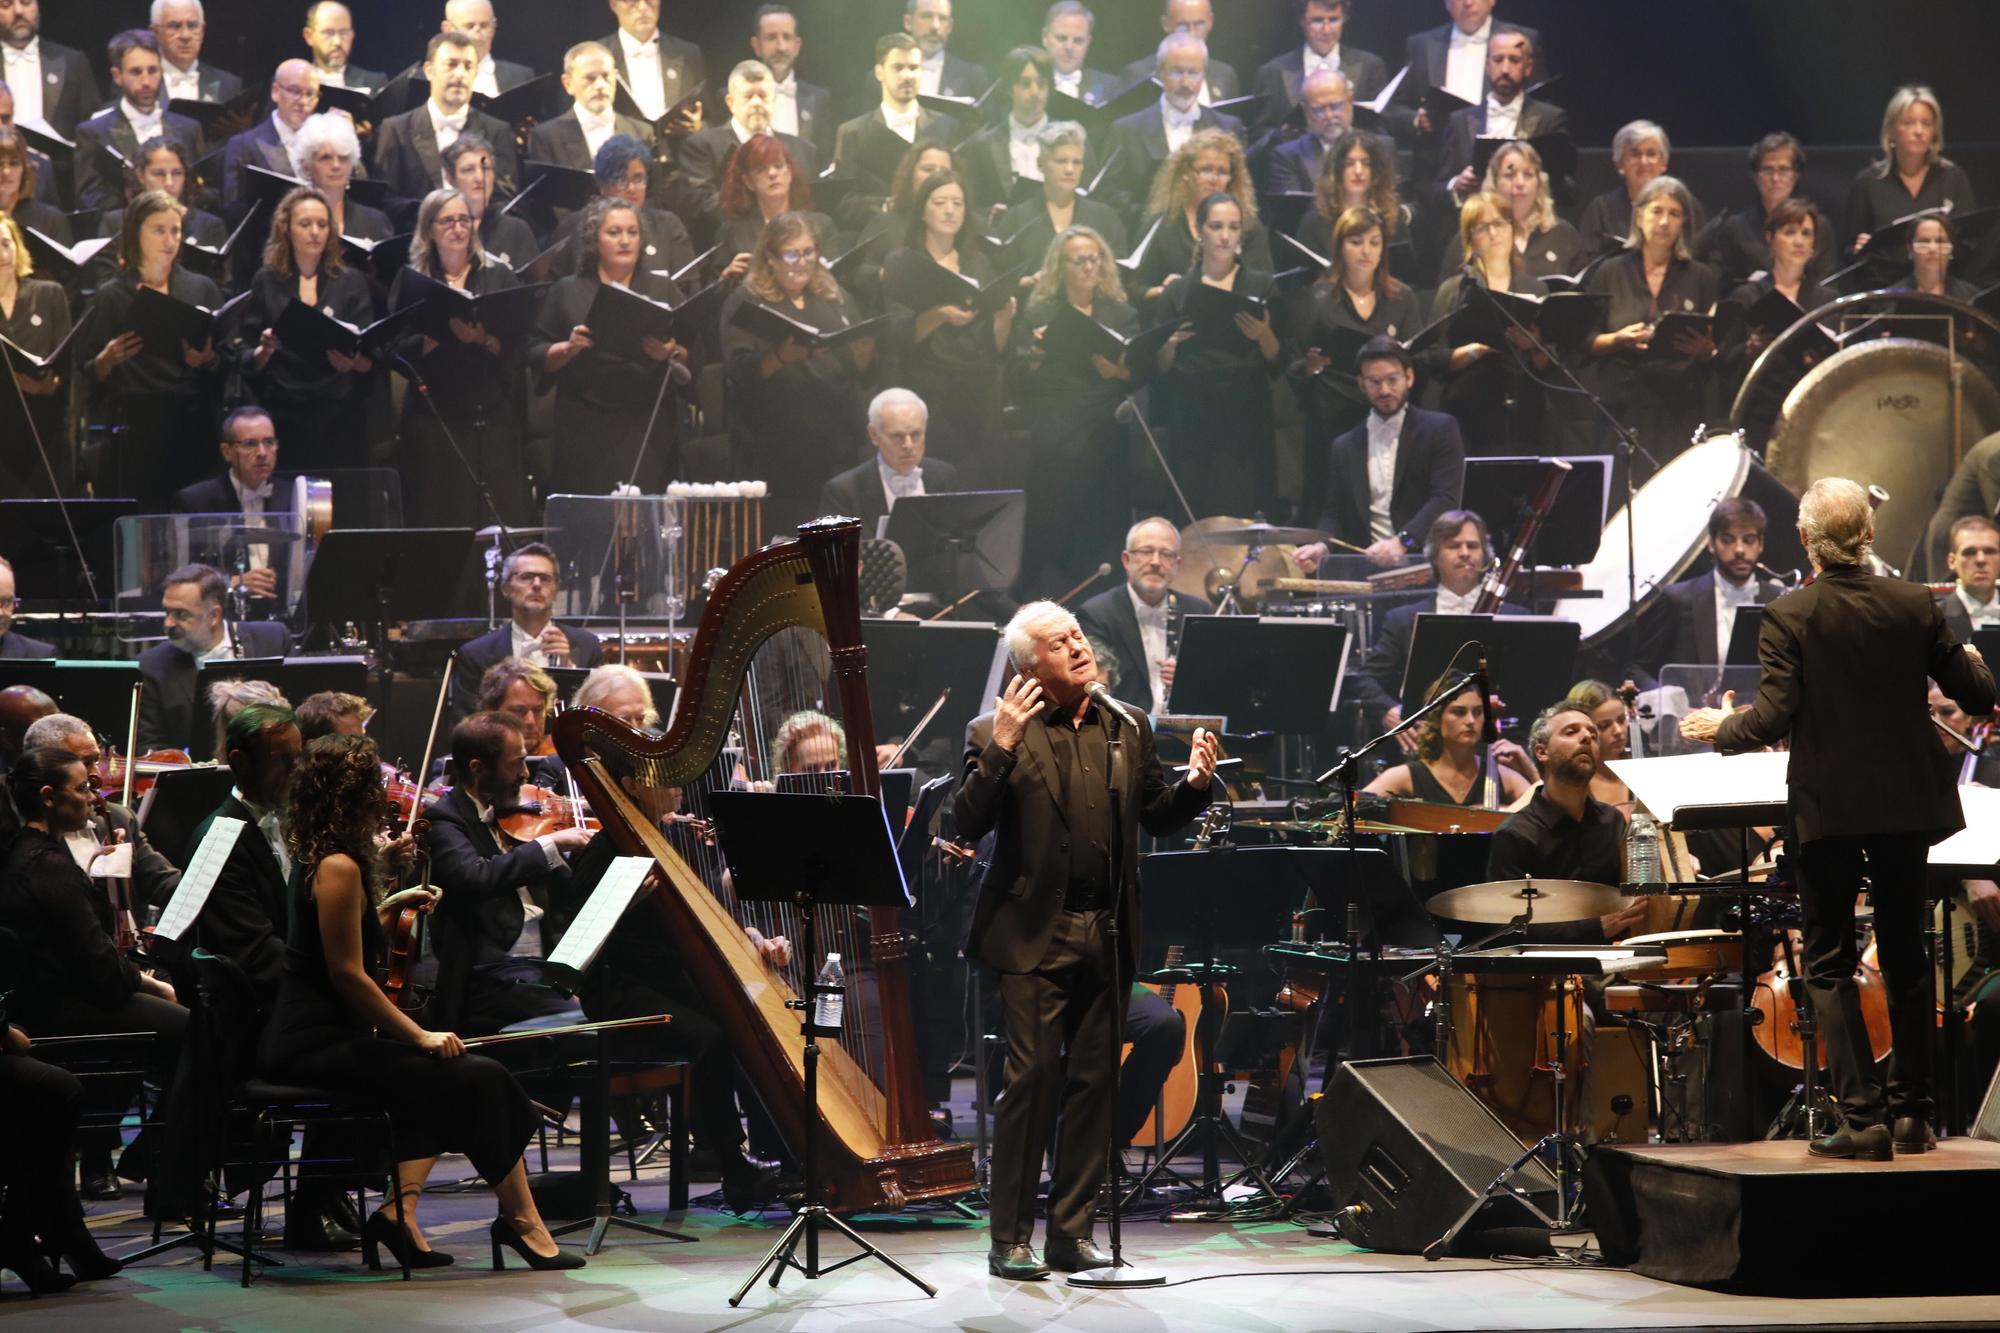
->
[1975, 1058, 2000, 1143]
[1315, 1056, 1556, 1256]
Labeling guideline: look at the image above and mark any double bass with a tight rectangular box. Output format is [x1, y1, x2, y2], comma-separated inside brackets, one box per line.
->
[552, 519, 974, 1212]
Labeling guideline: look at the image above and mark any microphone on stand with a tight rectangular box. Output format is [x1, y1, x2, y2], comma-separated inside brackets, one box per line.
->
[1085, 680, 1141, 729]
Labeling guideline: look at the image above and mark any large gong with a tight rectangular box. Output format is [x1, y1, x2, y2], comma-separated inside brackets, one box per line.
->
[1765, 338, 2000, 570]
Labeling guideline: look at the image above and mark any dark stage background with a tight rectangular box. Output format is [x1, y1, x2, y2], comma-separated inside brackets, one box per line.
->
[43, 0, 2000, 151]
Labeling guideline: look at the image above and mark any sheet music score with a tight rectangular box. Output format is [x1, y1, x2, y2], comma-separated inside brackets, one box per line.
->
[1607, 751, 1790, 823]
[1930, 785, 2000, 868]
[545, 855, 653, 974]
[152, 817, 245, 941]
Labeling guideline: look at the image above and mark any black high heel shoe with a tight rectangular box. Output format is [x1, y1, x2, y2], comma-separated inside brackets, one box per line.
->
[44, 1225, 123, 1282]
[2, 1245, 78, 1295]
[360, 1212, 453, 1271]
[489, 1218, 584, 1271]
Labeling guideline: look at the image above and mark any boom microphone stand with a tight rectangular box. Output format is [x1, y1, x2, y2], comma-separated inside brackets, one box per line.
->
[6, 350, 103, 609]
[392, 352, 515, 628]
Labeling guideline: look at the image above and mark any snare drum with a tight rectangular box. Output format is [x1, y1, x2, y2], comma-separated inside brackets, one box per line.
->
[1621, 929, 1744, 982]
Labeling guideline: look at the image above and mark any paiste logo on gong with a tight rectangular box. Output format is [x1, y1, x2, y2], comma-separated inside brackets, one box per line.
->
[1875, 392, 1922, 411]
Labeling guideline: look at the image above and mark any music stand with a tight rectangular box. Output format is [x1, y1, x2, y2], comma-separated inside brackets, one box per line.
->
[883, 491, 1025, 603]
[1460, 457, 1610, 567]
[0, 660, 140, 742]
[301, 528, 484, 644]
[1398, 614, 1580, 721]
[136, 765, 236, 867]
[0, 498, 136, 612]
[860, 618, 997, 766]
[1169, 616, 1350, 734]
[706, 790, 936, 1307]
[1725, 605, 1764, 666]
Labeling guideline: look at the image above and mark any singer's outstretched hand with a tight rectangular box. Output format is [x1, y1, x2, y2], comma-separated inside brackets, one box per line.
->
[1186, 726, 1220, 789]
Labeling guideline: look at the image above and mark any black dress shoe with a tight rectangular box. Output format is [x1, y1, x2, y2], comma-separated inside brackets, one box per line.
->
[1808, 1123, 1892, 1161]
[1891, 1116, 1937, 1153]
[78, 1171, 121, 1201]
[987, 1242, 1050, 1280]
[281, 1210, 359, 1252]
[1045, 1236, 1116, 1272]
[720, 1160, 783, 1214]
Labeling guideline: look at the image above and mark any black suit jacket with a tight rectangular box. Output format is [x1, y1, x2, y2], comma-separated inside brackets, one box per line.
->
[1121, 54, 1241, 103]
[1404, 21, 1547, 99]
[1315, 407, 1466, 552]
[1075, 584, 1215, 703]
[73, 107, 205, 211]
[1056, 68, 1123, 107]
[221, 119, 299, 221]
[668, 123, 817, 236]
[1104, 102, 1246, 215]
[1266, 131, 1335, 196]
[791, 79, 834, 158]
[372, 103, 520, 204]
[1644, 570, 1788, 671]
[21, 40, 101, 138]
[391, 57, 538, 94]
[1938, 588, 1983, 645]
[170, 472, 299, 516]
[1434, 97, 1568, 200]
[0, 628, 57, 658]
[322, 64, 387, 92]
[952, 704, 1210, 974]
[1717, 566, 1995, 845]
[450, 621, 604, 724]
[833, 106, 963, 199]
[815, 456, 961, 538]
[1252, 45, 1390, 120]
[186, 793, 288, 1000]
[931, 52, 988, 99]
[524, 108, 656, 173]
[1344, 595, 1527, 723]
[175, 62, 245, 104]
[600, 28, 706, 121]
[135, 621, 293, 754]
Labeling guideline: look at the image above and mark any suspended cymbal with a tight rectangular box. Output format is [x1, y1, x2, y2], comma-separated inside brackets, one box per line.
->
[475, 524, 554, 539]
[186, 524, 304, 544]
[1426, 877, 1626, 925]
[1174, 516, 1303, 611]
[1203, 522, 1332, 546]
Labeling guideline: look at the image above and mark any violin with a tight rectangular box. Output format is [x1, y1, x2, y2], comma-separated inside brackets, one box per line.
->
[382, 818, 434, 1014]
[497, 784, 600, 842]
[99, 749, 194, 802]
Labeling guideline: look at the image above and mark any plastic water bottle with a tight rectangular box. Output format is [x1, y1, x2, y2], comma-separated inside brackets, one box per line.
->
[813, 953, 845, 1031]
[1623, 811, 1664, 890]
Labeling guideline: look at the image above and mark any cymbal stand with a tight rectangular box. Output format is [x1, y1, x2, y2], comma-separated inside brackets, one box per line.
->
[1762, 925, 1830, 1139]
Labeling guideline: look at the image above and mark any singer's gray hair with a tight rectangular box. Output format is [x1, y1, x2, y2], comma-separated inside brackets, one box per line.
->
[1156, 30, 1207, 65]
[21, 713, 93, 751]
[1003, 600, 1077, 672]
[152, 0, 204, 22]
[1797, 477, 1874, 569]
[867, 386, 928, 430]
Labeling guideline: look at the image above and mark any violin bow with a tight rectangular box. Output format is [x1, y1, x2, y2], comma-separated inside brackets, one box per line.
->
[883, 687, 950, 772]
[406, 654, 456, 837]
[121, 681, 143, 809]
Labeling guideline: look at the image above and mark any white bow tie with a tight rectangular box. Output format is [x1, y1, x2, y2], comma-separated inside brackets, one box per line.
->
[240, 481, 274, 503]
[437, 111, 468, 132]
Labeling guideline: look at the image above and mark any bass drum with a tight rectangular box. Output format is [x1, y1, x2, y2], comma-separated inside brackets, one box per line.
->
[293, 474, 334, 544]
[1569, 433, 1799, 645]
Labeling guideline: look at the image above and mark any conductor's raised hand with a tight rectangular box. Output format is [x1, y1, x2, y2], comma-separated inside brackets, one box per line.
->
[992, 673, 1046, 752]
[1186, 725, 1220, 789]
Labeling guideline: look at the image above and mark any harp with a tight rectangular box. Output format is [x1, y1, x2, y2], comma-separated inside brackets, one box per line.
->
[551, 518, 975, 1212]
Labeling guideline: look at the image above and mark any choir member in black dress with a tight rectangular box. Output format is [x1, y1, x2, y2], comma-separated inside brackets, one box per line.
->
[290, 112, 393, 244]
[548, 136, 697, 287]
[96, 137, 228, 256]
[1301, 129, 1413, 273]
[1896, 213, 1978, 304]
[1286, 206, 1424, 525]
[1460, 139, 1582, 283]
[1430, 192, 1549, 455]
[1586, 175, 1720, 475]
[1151, 192, 1283, 520]
[845, 140, 959, 315]
[999, 122, 1127, 271]
[237, 185, 379, 473]
[0, 214, 71, 498]
[1720, 197, 1835, 396]
[1695, 132, 1834, 292]
[1846, 86, 1975, 263]
[712, 132, 833, 285]
[1132, 128, 1274, 301]
[260, 734, 583, 1272]
[0, 129, 68, 245]
[529, 196, 692, 497]
[388, 188, 529, 527]
[1577, 120, 1703, 258]
[78, 190, 225, 505]
[1009, 225, 1145, 589]
[880, 170, 1015, 470]
[442, 136, 538, 272]
[1361, 675, 1536, 807]
[719, 210, 876, 530]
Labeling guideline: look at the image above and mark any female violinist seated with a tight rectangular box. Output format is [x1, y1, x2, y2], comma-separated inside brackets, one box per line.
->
[1363, 673, 1537, 810]
[260, 734, 583, 1273]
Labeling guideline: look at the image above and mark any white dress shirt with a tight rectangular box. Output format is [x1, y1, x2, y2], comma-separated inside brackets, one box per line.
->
[619, 29, 668, 120]
[1053, 68, 1082, 99]
[472, 53, 499, 99]
[427, 98, 470, 163]
[164, 60, 204, 104]
[882, 99, 920, 143]
[468, 790, 561, 958]
[1443, 19, 1493, 104]
[271, 110, 302, 155]
[1435, 584, 1481, 616]
[917, 48, 946, 96]
[1008, 114, 1045, 181]
[63, 826, 104, 873]
[233, 786, 293, 881]
[317, 63, 351, 89]
[510, 619, 549, 666]
[1128, 584, 1172, 714]
[1715, 573, 1761, 656]
[1957, 584, 2000, 631]
[229, 472, 276, 572]
[1161, 97, 1200, 155]
[878, 457, 925, 517]
[771, 72, 801, 136]
[1484, 90, 1524, 141]
[1365, 406, 1405, 543]
[576, 103, 618, 159]
[196, 624, 241, 664]
[122, 97, 164, 143]
[4, 40, 47, 125]
[1303, 44, 1343, 79]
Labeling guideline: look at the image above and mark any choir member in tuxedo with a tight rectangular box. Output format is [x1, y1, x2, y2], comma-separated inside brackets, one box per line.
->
[546, 135, 696, 286]
[169, 408, 294, 611]
[0, 126, 67, 244]
[1255, 0, 1388, 122]
[711, 132, 832, 286]
[220, 60, 320, 223]
[1719, 197, 1834, 397]
[1298, 128, 1412, 270]
[1896, 213, 1977, 304]
[1434, 31, 1567, 213]
[1263, 68, 1352, 197]
[1579, 121, 1704, 258]
[749, 5, 832, 159]
[1103, 34, 1244, 220]
[598, 0, 705, 132]
[843, 139, 956, 313]
[77, 191, 225, 507]
[832, 34, 961, 214]
[1122, 0, 1239, 99]
[1009, 225, 1146, 590]
[452, 543, 603, 724]
[720, 211, 876, 530]
[1938, 516, 2000, 642]
[1403, 1, 1545, 128]
[302, 2, 385, 93]
[95, 136, 228, 259]
[529, 195, 692, 497]
[523, 41, 653, 185]
[0, 557, 56, 658]
[237, 185, 379, 473]
[880, 170, 1015, 469]
[72, 30, 205, 213]
[1285, 207, 1423, 524]
[1846, 86, 1975, 268]
[0, 8, 100, 139]
[153, 0, 242, 106]
[903, 0, 985, 98]
[1696, 133, 1834, 293]
[1075, 516, 1214, 716]
[816, 386, 962, 535]
[957, 47, 1054, 228]
[1638, 496, 1787, 674]
[387, 187, 530, 528]
[291, 112, 393, 245]
[0, 213, 69, 500]
[670, 59, 817, 250]
[999, 122, 1126, 269]
[1150, 191, 1282, 520]
[429, 0, 535, 97]
[1472, 138, 1583, 282]
[138, 564, 291, 754]
[1430, 192, 1548, 455]
[1131, 129, 1273, 300]
[371, 33, 518, 208]
[441, 135, 536, 271]
[1039, 1, 1120, 107]
[1586, 175, 1719, 476]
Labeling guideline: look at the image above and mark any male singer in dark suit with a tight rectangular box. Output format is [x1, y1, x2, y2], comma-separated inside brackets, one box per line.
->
[1103, 33, 1243, 216]
[669, 59, 817, 242]
[1936, 515, 2000, 645]
[153, 1, 244, 106]
[815, 387, 961, 538]
[72, 30, 207, 212]
[371, 32, 517, 205]
[0, 4, 100, 138]
[832, 34, 960, 204]
[0, 556, 56, 658]
[1262, 68, 1356, 197]
[526, 41, 653, 169]
[954, 602, 1217, 1279]
[1121, 0, 1240, 101]
[450, 543, 603, 726]
[1039, 1, 1121, 108]
[748, 5, 832, 159]
[390, 0, 536, 96]
[1252, 0, 1387, 124]
[902, 0, 985, 99]
[1641, 497, 1787, 673]
[302, 1, 386, 93]
[1076, 517, 1214, 716]
[598, 0, 705, 131]
[1403, 1, 1545, 122]
[137, 565, 290, 756]
[220, 59, 320, 221]
[1434, 31, 1566, 210]
[1685, 478, 1996, 1159]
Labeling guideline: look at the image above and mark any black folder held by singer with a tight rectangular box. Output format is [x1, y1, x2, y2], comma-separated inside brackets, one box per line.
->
[585, 279, 726, 355]
[727, 299, 891, 353]
[880, 251, 1026, 316]
[393, 267, 550, 346]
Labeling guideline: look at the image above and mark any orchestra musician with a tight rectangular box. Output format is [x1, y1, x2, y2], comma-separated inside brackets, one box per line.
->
[1928, 681, 2000, 1094]
[0, 556, 57, 660]
[170, 407, 292, 553]
[1937, 515, 2000, 640]
[1682, 477, 1995, 1159]
[0, 686, 57, 770]
[452, 542, 603, 720]
[136, 564, 291, 756]
[569, 663, 657, 730]
[1562, 680, 1635, 813]
[294, 689, 373, 742]
[954, 601, 1217, 1279]
[260, 731, 583, 1271]
[471, 658, 569, 789]
[1076, 517, 1214, 716]
[1362, 671, 1537, 807]
[815, 387, 962, 536]
[19, 713, 181, 915]
[1638, 496, 1788, 673]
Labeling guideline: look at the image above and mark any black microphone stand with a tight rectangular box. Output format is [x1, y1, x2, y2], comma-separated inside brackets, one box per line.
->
[391, 350, 516, 629]
[1120, 393, 1232, 605]
[6, 350, 104, 612]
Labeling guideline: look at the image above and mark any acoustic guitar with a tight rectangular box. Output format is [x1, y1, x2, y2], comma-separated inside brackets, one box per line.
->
[1124, 943, 1218, 1147]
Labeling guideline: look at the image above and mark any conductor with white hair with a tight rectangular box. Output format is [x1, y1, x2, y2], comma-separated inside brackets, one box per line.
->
[816, 387, 961, 535]
[1683, 477, 1993, 1161]
[953, 600, 1217, 1279]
